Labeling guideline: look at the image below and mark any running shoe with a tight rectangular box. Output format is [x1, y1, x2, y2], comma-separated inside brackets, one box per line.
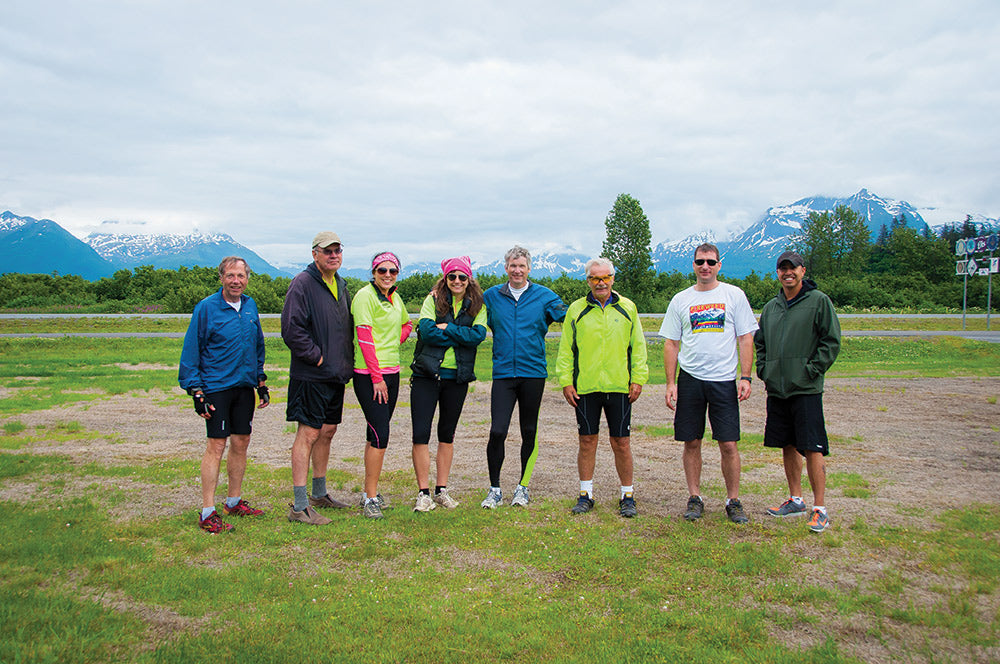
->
[363, 498, 384, 520]
[480, 488, 503, 509]
[198, 510, 233, 534]
[309, 493, 351, 509]
[570, 492, 595, 514]
[413, 492, 436, 512]
[222, 499, 263, 517]
[433, 488, 459, 509]
[287, 505, 331, 525]
[683, 495, 704, 521]
[619, 493, 638, 518]
[808, 509, 830, 533]
[766, 498, 807, 518]
[510, 485, 530, 507]
[725, 499, 749, 524]
[358, 493, 389, 510]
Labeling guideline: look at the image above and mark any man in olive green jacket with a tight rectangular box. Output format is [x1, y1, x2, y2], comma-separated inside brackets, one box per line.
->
[755, 251, 840, 533]
[556, 258, 648, 518]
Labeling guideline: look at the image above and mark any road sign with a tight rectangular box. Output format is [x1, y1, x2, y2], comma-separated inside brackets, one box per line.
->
[967, 258, 978, 273]
[956, 239, 967, 255]
[989, 234, 999, 251]
[956, 261, 967, 275]
[992, 257, 1000, 273]
[976, 236, 988, 252]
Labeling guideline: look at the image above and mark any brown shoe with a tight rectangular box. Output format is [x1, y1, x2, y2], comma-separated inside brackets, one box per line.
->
[287, 504, 332, 525]
[309, 493, 351, 509]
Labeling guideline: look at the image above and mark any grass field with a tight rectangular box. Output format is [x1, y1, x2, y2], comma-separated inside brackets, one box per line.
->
[1, 335, 998, 663]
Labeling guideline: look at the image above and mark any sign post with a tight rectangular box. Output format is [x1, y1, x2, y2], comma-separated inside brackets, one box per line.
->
[957, 233, 998, 330]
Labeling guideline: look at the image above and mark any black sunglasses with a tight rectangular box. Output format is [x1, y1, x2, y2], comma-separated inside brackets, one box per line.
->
[447, 273, 468, 282]
[375, 267, 399, 275]
[694, 258, 718, 266]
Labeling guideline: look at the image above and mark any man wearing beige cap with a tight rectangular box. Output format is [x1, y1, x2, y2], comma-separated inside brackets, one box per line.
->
[281, 232, 355, 525]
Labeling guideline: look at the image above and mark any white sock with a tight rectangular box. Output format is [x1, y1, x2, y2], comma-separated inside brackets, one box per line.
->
[620, 485, 633, 498]
[813, 505, 826, 514]
[790, 496, 804, 504]
[580, 480, 593, 497]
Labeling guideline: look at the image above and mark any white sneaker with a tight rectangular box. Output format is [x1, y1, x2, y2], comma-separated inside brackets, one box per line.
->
[480, 488, 503, 509]
[510, 485, 530, 507]
[433, 488, 459, 509]
[413, 492, 436, 512]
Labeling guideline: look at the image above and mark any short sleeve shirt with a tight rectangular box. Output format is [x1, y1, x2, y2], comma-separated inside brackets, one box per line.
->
[658, 282, 758, 381]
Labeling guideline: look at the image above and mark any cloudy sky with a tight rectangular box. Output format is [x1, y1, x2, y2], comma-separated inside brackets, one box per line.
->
[2, 1, 998, 269]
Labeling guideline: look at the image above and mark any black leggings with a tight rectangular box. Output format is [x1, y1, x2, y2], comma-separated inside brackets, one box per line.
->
[487, 377, 546, 487]
[410, 375, 470, 446]
[353, 372, 400, 449]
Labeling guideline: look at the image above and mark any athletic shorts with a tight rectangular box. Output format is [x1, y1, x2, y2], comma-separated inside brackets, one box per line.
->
[353, 372, 400, 449]
[574, 391, 632, 437]
[673, 369, 740, 442]
[286, 378, 345, 429]
[204, 386, 255, 439]
[763, 393, 829, 456]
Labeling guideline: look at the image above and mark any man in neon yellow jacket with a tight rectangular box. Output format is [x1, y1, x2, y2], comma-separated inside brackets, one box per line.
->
[556, 257, 649, 518]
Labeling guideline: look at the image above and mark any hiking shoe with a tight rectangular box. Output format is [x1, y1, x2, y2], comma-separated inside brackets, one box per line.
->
[480, 488, 503, 509]
[198, 510, 233, 534]
[767, 498, 807, 518]
[808, 509, 830, 533]
[309, 493, 351, 509]
[571, 492, 595, 514]
[413, 492, 436, 512]
[287, 504, 331, 525]
[619, 493, 638, 518]
[725, 499, 749, 524]
[433, 489, 459, 509]
[510, 485, 530, 507]
[683, 496, 704, 521]
[358, 493, 389, 510]
[222, 499, 263, 517]
[363, 498, 384, 520]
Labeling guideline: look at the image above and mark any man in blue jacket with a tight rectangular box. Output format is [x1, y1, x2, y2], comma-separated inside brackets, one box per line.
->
[480, 246, 566, 508]
[179, 257, 269, 534]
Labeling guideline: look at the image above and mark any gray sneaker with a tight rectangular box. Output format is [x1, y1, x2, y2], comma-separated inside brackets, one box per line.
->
[287, 504, 332, 525]
[684, 495, 704, 521]
[618, 493, 637, 518]
[413, 492, 436, 512]
[510, 485, 530, 507]
[766, 498, 807, 518]
[433, 488, 459, 509]
[726, 499, 749, 524]
[309, 493, 350, 509]
[480, 488, 503, 509]
[363, 498, 384, 519]
[570, 492, 595, 514]
[358, 493, 389, 510]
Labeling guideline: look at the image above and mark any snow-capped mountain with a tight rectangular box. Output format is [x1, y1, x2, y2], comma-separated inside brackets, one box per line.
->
[333, 250, 591, 280]
[654, 189, 931, 277]
[1, 211, 111, 280]
[85, 231, 289, 277]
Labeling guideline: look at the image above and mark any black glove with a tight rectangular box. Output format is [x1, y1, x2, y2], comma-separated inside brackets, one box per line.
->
[256, 385, 270, 405]
[193, 393, 212, 416]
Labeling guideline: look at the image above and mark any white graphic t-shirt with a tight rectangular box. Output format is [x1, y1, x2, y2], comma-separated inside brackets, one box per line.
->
[658, 282, 758, 381]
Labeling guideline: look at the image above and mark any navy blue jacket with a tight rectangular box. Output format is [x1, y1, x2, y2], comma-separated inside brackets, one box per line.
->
[281, 263, 354, 383]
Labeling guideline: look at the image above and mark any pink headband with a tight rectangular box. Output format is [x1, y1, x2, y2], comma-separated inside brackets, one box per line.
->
[371, 252, 400, 272]
[441, 255, 472, 278]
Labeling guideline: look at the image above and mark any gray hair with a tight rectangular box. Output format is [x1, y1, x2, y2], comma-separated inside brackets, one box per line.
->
[218, 256, 249, 277]
[504, 245, 532, 270]
[585, 257, 615, 276]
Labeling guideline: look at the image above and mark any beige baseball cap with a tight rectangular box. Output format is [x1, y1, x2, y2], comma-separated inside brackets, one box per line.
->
[312, 231, 342, 249]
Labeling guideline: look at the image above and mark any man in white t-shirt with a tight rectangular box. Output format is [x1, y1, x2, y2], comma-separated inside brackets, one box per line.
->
[659, 243, 758, 524]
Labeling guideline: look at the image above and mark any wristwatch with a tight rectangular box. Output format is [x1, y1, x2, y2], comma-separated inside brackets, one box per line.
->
[740, 376, 752, 383]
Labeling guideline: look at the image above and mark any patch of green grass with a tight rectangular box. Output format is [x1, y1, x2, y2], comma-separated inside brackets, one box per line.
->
[2, 420, 27, 435]
[633, 423, 673, 437]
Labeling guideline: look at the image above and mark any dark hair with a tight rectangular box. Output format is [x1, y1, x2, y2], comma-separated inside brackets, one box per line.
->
[693, 243, 720, 261]
[432, 273, 483, 318]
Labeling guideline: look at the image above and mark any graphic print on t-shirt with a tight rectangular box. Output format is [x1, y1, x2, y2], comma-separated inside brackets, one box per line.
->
[689, 303, 725, 333]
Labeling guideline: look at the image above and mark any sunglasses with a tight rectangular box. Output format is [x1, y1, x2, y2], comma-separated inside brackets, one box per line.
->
[587, 275, 613, 284]
[447, 273, 469, 282]
[694, 258, 718, 266]
[375, 267, 399, 275]
[316, 245, 343, 256]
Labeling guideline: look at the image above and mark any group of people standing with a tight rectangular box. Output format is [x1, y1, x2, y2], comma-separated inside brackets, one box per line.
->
[179, 234, 841, 535]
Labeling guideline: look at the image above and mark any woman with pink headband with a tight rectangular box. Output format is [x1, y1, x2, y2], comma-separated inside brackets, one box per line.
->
[408, 256, 488, 512]
[351, 251, 412, 519]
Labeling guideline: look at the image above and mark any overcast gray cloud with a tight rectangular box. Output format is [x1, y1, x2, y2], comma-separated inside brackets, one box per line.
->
[2, 1, 998, 268]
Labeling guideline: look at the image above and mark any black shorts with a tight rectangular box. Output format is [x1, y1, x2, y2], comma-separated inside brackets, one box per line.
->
[353, 372, 400, 449]
[204, 386, 255, 439]
[574, 392, 632, 437]
[673, 369, 740, 442]
[764, 393, 829, 456]
[286, 378, 345, 429]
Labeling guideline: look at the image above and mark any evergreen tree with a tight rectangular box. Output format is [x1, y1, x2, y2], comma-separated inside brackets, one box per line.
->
[601, 193, 654, 305]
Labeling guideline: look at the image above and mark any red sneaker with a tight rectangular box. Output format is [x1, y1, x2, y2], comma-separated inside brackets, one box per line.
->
[223, 499, 264, 517]
[198, 510, 234, 533]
